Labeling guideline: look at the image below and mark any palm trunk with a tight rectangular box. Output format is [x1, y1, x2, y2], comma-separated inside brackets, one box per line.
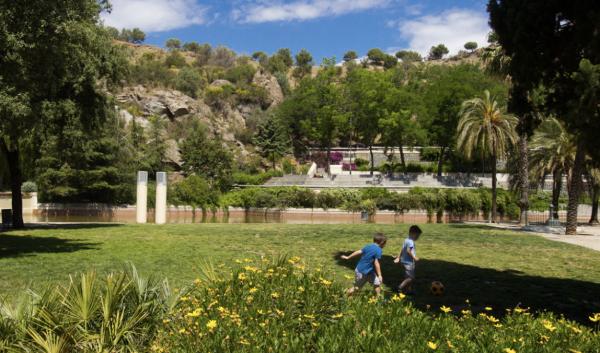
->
[566, 142, 585, 235]
[517, 133, 529, 225]
[552, 168, 562, 219]
[589, 185, 599, 225]
[1, 140, 25, 229]
[437, 146, 446, 177]
[588, 173, 599, 225]
[369, 144, 374, 176]
[491, 153, 498, 223]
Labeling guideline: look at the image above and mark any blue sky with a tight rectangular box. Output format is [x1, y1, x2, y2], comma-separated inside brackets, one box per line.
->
[102, 0, 491, 62]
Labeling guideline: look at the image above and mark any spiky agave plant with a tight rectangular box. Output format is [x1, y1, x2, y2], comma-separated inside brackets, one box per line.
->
[0, 264, 181, 352]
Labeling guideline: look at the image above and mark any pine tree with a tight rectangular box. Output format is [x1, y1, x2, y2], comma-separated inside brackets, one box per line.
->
[254, 116, 290, 170]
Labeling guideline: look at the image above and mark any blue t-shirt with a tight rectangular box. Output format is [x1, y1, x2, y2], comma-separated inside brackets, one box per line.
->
[401, 238, 416, 265]
[356, 243, 383, 275]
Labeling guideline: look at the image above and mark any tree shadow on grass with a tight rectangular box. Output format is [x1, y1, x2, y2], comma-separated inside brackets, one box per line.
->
[24, 223, 125, 230]
[334, 252, 600, 325]
[0, 234, 100, 258]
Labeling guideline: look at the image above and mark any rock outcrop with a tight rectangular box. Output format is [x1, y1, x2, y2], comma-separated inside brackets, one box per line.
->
[114, 71, 283, 168]
[252, 71, 284, 107]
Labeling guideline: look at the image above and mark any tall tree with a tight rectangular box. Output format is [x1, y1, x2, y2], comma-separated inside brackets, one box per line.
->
[488, 0, 600, 235]
[379, 86, 426, 168]
[165, 38, 182, 51]
[0, 0, 124, 228]
[299, 73, 348, 174]
[144, 116, 168, 177]
[428, 44, 449, 60]
[343, 51, 358, 63]
[294, 49, 313, 79]
[367, 48, 386, 66]
[275, 48, 293, 68]
[345, 69, 390, 175]
[587, 168, 600, 225]
[563, 60, 600, 233]
[464, 42, 478, 52]
[180, 124, 233, 192]
[457, 90, 518, 222]
[422, 64, 507, 177]
[395, 50, 422, 63]
[481, 34, 534, 226]
[254, 115, 291, 170]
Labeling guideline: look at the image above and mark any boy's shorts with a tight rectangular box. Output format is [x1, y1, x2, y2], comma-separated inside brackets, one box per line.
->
[354, 269, 381, 288]
[403, 263, 416, 279]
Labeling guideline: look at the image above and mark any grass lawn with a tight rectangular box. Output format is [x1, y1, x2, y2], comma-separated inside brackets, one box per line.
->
[1, 223, 599, 324]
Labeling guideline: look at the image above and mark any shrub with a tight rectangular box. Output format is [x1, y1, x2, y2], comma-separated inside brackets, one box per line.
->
[395, 163, 427, 173]
[342, 163, 357, 171]
[359, 199, 378, 216]
[281, 159, 295, 174]
[165, 51, 187, 68]
[330, 151, 343, 164]
[204, 85, 234, 108]
[171, 175, 220, 211]
[0, 265, 179, 352]
[275, 187, 315, 209]
[224, 64, 257, 84]
[174, 66, 205, 98]
[128, 53, 176, 87]
[360, 187, 390, 201]
[233, 171, 283, 185]
[354, 158, 369, 167]
[444, 189, 482, 216]
[274, 71, 291, 96]
[420, 147, 440, 162]
[235, 84, 270, 108]
[21, 181, 37, 193]
[315, 190, 342, 210]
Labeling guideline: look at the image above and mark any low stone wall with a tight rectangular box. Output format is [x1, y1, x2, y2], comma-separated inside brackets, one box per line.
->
[0, 192, 38, 214]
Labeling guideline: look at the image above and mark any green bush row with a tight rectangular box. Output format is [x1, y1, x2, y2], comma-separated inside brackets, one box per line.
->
[220, 186, 521, 219]
[233, 170, 284, 185]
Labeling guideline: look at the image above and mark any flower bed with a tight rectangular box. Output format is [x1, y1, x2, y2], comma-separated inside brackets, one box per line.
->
[2, 259, 598, 352]
[154, 258, 599, 353]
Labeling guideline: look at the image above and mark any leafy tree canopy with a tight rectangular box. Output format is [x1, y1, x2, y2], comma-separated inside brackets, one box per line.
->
[428, 44, 449, 60]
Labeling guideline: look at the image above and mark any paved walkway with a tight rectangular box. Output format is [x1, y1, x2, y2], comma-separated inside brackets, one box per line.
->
[467, 222, 600, 252]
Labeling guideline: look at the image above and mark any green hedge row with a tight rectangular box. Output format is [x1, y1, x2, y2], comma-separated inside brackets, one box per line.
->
[220, 187, 521, 219]
[232, 170, 284, 185]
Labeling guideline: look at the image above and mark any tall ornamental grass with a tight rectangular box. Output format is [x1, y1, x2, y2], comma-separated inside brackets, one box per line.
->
[0, 265, 180, 353]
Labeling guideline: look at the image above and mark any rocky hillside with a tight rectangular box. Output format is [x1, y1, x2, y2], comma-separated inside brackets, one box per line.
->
[112, 43, 284, 169]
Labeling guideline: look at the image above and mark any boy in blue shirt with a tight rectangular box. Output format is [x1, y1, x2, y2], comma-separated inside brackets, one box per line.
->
[341, 233, 388, 296]
[394, 225, 422, 294]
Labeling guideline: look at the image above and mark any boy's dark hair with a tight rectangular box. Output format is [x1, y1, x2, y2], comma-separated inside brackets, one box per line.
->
[373, 232, 388, 245]
[409, 225, 422, 236]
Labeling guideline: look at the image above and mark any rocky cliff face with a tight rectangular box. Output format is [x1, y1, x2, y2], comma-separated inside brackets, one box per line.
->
[114, 70, 284, 168]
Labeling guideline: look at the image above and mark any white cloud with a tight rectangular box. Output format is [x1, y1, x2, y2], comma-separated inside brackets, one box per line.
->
[234, 0, 390, 23]
[398, 9, 490, 57]
[101, 0, 208, 32]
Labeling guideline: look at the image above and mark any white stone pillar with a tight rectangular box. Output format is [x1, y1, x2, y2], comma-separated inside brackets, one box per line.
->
[155, 172, 167, 224]
[136, 171, 148, 224]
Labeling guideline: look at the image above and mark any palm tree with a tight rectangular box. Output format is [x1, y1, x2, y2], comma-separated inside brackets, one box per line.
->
[482, 38, 532, 226]
[529, 117, 576, 220]
[457, 90, 518, 222]
[587, 168, 600, 224]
